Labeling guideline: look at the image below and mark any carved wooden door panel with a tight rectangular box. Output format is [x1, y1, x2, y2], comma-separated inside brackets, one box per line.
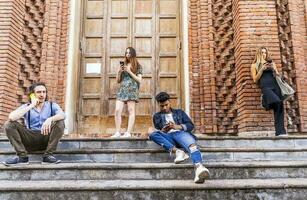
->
[78, 0, 181, 136]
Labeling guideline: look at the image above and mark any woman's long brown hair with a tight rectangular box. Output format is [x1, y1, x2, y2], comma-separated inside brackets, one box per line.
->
[124, 47, 140, 74]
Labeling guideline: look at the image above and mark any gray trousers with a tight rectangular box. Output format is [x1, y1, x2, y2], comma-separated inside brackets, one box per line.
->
[4, 120, 65, 157]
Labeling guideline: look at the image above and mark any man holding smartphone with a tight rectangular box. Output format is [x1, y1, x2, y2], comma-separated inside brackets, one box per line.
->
[2, 82, 65, 165]
[149, 92, 210, 183]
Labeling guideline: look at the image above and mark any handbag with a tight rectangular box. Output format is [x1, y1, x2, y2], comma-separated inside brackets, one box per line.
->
[275, 75, 295, 101]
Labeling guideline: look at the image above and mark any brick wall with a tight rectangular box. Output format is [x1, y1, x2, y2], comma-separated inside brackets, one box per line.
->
[276, 0, 301, 132]
[0, 0, 24, 124]
[40, 0, 69, 104]
[18, 0, 45, 103]
[0, 0, 305, 134]
[189, 0, 307, 134]
[233, 0, 282, 134]
[189, 0, 208, 134]
[287, 0, 307, 132]
[0, 0, 69, 127]
[211, 0, 237, 134]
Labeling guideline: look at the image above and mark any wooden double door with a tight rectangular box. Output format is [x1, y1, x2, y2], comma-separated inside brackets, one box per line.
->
[78, 0, 183, 135]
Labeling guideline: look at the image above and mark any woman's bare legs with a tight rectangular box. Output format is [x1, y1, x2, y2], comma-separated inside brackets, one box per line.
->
[112, 100, 124, 137]
[122, 101, 135, 137]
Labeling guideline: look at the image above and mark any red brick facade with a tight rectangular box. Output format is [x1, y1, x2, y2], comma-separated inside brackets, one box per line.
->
[0, 0, 69, 126]
[0, 0, 24, 124]
[189, 0, 307, 134]
[0, 0, 306, 135]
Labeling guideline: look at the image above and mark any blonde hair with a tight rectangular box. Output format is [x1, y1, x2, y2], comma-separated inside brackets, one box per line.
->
[252, 47, 271, 72]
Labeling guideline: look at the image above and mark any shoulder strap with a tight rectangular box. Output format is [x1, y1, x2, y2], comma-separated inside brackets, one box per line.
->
[26, 102, 53, 129]
[27, 103, 31, 129]
[50, 101, 54, 116]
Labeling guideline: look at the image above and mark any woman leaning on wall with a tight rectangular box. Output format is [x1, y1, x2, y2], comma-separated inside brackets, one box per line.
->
[251, 47, 288, 136]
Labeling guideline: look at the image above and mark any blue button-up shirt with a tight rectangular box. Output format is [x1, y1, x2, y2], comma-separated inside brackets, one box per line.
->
[18, 101, 65, 131]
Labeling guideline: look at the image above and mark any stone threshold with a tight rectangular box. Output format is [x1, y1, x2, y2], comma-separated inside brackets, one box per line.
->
[1, 178, 307, 191]
[1, 160, 307, 170]
[2, 147, 307, 155]
[2, 135, 307, 141]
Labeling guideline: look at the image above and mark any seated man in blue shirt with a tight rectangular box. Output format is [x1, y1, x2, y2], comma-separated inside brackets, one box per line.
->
[3, 82, 65, 165]
[149, 92, 210, 183]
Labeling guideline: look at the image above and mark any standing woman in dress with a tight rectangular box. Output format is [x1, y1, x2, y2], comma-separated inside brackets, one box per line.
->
[251, 47, 287, 136]
[111, 47, 143, 138]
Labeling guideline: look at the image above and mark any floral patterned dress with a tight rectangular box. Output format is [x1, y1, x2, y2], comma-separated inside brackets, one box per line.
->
[117, 65, 143, 102]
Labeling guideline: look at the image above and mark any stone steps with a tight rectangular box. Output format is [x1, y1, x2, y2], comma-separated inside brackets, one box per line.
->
[1, 136, 307, 199]
[1, 137, 307, 163]
[1, 161, 307, 181]
[2, 147, 307, 162]
[1, 136, 307, 150]
[0, 178, 307, 199]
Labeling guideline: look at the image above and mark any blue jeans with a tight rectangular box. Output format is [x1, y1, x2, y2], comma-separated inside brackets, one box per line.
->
[149, 130, 203, 164]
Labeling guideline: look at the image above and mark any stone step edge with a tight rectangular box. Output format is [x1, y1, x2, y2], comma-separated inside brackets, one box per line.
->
[2, 135, 307, 141]
[2, 147, 307, 154]
[1, 161, 307, 170]
[1, 178, 307, 191]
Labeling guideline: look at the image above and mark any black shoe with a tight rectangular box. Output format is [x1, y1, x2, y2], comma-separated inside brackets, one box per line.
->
[3, 156, 29, 166]
[42, 155, 61, 164]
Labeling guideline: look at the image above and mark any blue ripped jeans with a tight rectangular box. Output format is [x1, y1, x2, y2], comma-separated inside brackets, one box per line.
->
[149, 130, 203, 164]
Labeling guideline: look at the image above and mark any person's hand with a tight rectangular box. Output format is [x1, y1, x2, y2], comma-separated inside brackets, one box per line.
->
[168, 122, 182, 130]
[161, 123, 171, 132]
[260, 63, 269, 71]
[265, 62, 275, 69]
[41, 117, 53, 135]
[118, 65, 124, 73]
[30, 98, 39, 108]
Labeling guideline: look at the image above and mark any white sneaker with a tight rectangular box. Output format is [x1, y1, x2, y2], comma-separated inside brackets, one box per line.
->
[174, 149, 189, 164]
[110, 132, 121, 138]
[121, 132, 132, 138]
[194, 164, 210, 184]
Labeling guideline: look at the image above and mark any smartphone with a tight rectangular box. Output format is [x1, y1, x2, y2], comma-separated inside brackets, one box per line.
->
[119, 61, 124, 70]
[163, 123, 170, 129]
[29, 93, 36, 101]
[266, 59, 272, 63]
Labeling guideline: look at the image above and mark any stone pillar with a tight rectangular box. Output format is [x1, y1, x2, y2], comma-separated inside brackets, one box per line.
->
[189, 0, 211, 133]
[40, 0, 69, 105]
